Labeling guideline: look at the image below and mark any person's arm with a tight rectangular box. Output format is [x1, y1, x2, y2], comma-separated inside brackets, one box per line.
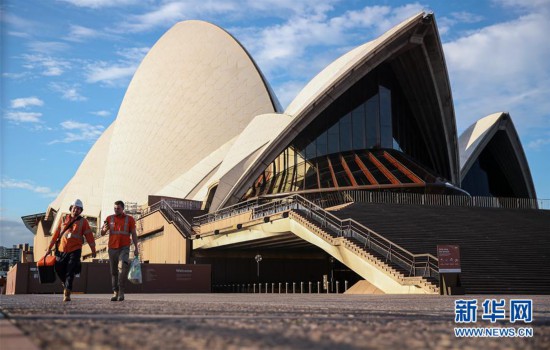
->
[46, 217, 62, 254]
[130, 217, 139, 256]
[83, 220, 97, 258]
[100, 217, 110, 236]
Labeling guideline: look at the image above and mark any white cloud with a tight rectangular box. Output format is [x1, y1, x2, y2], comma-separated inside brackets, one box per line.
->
[245, 0, 337, 16]
[85, 47, 148, 85]
[438, 11, 485, 35]
[58, 0, 140, 8]
[27, 41, 69, 54]
[2, 12, 32, 27]
[0, 178, 58, 198]
[65, 25, 100, 42]
[65, 150, 87, 155]
[0, 218, 35, 246]
[8, 31, 32, 38]
[4, 112, 43, 123]
[528, 138, 550, 149]
[444, 10, 550, 132]
[85, 63, 138, 85]
[22, 54, 71, 76]
[49, 82, 87, 101]
[2, 72, 31, 79]
[11, 97, 44, 109]
[116, 0, 342, 33]
[240, 4, 422, 78]
[493, 0, 550, 10]
[91, 110, 111, 117]
[49, 120, 105, 144]
[116, 1, 197, 33]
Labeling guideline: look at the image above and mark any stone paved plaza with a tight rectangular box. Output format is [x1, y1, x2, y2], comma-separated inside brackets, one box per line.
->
[1, 294, 549, 349]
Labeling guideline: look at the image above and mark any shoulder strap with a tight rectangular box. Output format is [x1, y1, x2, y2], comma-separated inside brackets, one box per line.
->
[55, 215, 82, 252]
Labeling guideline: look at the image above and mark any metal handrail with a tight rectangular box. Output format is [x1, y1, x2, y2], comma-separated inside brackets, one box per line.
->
[195, 194, 439, 280]
[287, 195, 439, 279]
[331, 190, 549, 210]
[141, 200, 194, 238]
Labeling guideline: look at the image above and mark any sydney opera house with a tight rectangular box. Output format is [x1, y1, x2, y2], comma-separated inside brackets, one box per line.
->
[24, 12, 550, 294]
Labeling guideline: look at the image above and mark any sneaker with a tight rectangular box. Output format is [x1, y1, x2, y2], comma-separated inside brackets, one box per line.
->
[110, 291, 119, 301]
[118, 291, 124, 301]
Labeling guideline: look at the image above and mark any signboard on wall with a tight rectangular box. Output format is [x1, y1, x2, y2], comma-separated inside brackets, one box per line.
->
[437, 245, 461, 273]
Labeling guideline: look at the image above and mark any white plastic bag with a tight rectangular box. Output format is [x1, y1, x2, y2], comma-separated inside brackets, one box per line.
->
[128, 256, 142, 284]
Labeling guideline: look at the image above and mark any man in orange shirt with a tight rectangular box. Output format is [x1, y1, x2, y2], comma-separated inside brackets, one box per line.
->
[101, 200, 139, 301]
[47, 199, 96, 302]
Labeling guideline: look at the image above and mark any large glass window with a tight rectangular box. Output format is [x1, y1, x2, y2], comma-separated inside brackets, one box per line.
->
[241, 62, 442, 199]
[327, 122, 339, 154]
[380, 85, 392, 148]
[339, 113, 352, 152]
[365, 95, 379, 149]
[352, 105, 365, 149]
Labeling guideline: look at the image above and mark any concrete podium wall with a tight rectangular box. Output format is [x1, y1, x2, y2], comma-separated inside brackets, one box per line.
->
[6, 262, 211, 294]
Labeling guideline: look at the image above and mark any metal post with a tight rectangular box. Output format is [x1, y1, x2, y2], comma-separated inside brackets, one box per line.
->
[285, 282, 288, 293]
[336, 281, 339, 294]
[253, 283, 256, 293]
[272, 283, 275, 293]
[300, 282, 303, 294]
[308, 281, 312, 293]
[344, 280, 348, 292]
[292, 282, 296, 293]
[278, 282, 281, 294]
[317, 281, 320, 294]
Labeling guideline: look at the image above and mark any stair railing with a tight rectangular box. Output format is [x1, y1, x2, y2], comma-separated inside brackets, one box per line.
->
[211, 194, 439, 280]
[141, 199, 194, 238]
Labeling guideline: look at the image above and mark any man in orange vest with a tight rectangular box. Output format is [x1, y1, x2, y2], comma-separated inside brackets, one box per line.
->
[47, 199, 96, 302]
[101, 200, 139, 301]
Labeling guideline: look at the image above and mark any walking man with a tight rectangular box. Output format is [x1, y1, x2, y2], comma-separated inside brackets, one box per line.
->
[101, 200, 139, 301]
[47, 199, 96, 302]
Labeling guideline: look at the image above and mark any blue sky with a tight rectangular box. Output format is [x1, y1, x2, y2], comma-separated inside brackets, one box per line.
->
[1, 0, 549, 247]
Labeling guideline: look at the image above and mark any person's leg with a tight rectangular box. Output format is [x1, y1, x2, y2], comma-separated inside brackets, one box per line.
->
[108, 248, 120, 300]
[118, 246, 130, 301]
[64, 250, 81, 291]
[54, 254, 68, 287]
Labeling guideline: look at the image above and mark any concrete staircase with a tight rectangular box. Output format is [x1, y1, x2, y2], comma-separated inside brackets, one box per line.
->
[290, 210, 439, 294]
[331, 203, 550, 294]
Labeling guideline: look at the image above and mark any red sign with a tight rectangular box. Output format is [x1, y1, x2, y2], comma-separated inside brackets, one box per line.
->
[437, 245, 461, 273]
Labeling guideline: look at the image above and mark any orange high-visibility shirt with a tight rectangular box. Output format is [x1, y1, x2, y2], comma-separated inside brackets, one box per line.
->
[49, 215, 96, 254]
[106, 214, 136, 249]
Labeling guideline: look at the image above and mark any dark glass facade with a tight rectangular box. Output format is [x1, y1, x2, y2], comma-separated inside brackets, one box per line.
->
[461, 130, 525, 198]
[242, 64, 443, 200]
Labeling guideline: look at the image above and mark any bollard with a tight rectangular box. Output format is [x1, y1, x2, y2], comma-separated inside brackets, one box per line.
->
[253, 283, 256, 293]
[300, 282, 304, 294]
[309, 281, 312, 294]
[279, 282, 282, 294]
[292, 282, 296, 293]
[259, 283, 262, 294]
[265, 283, 268, 294]
[285, 282, 288, 294]
[336, 281, 339, 294]
[317, 281, 320, 294]
[345, 280, 348, 292]
[272, 283, 275, 293]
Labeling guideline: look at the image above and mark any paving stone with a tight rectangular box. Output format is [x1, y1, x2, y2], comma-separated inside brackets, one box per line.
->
[1, 294, 549, 349]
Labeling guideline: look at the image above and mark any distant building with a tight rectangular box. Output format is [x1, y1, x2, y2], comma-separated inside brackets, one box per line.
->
[0, 244, 32, 266]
